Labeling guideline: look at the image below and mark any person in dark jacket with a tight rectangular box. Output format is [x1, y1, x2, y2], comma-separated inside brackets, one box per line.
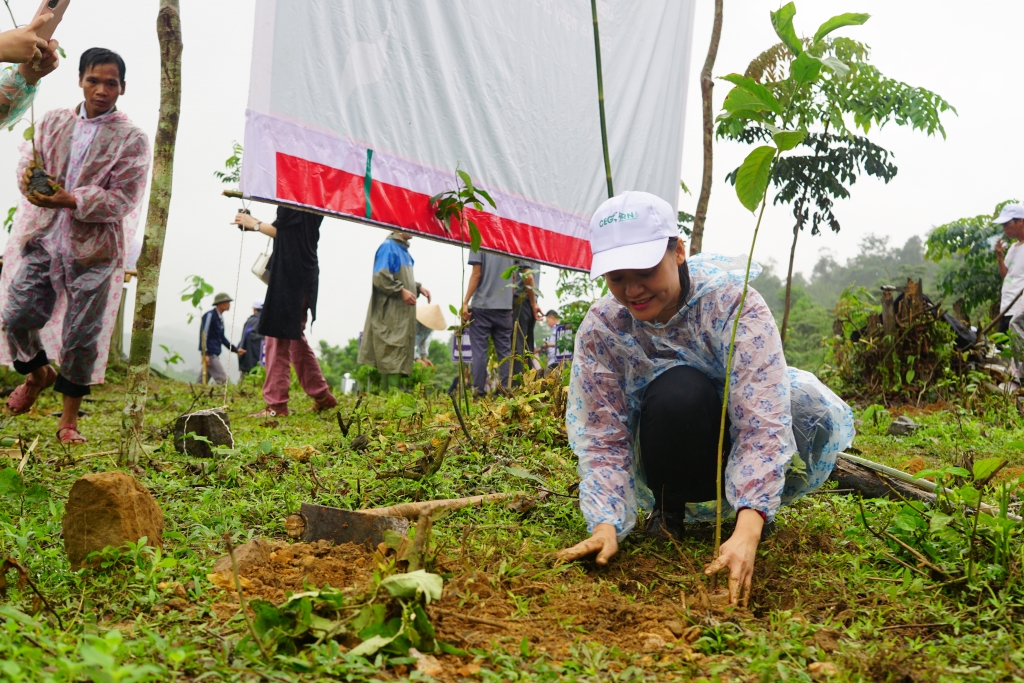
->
[237, 299, 264, 381]
[232, 207, 337, 416]
[198, 292, 245, 385]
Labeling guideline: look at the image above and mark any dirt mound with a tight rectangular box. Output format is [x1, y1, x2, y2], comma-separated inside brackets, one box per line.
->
[210, 539, 376, 604]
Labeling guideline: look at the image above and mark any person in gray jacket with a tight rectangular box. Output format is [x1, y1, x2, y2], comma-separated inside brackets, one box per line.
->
[460, 250, 525, 395]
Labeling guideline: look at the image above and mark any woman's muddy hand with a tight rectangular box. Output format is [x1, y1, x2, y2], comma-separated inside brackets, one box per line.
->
[703, 508, 763, 607]
[556, 523, 618, 565]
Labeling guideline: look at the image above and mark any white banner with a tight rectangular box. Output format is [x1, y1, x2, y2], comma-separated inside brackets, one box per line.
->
[243, 0, 695, 270]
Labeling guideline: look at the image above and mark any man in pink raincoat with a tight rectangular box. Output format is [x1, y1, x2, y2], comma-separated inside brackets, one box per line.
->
[0, 48, 150, 444]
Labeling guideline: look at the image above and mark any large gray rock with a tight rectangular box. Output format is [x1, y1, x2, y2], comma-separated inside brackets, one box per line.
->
[63, 471, 164, 570]
[174, 408, 233, 458]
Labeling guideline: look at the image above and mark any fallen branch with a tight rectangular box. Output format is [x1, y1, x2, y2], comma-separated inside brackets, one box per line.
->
[361, 492, 523, 519]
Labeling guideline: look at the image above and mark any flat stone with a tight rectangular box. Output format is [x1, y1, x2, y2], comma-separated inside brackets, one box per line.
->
[211, 538, 276, 574]
[62, 471, 164, 570]
[174, 408, 233, 458]
[886, 415, 921, 437]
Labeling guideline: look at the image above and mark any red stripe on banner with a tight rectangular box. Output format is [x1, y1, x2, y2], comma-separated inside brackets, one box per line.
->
[275, 152, 591, 270]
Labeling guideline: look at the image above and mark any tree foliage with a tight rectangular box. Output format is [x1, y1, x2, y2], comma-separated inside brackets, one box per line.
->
[925, 200, 1017, 318]
[721, 37, 952, 237]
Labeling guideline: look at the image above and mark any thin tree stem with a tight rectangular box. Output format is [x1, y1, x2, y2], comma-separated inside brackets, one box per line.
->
[689, 0, 724, 256]
[780, 219, 800, 346]
[713, 192, 769, 557]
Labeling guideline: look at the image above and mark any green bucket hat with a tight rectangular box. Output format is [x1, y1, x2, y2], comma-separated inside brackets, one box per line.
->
[213, 292, 233, 305]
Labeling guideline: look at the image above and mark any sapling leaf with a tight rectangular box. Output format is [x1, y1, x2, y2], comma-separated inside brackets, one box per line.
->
[734, 146, 777, 212]
[456, 170, 475, 195]
[770, 2, 802, 56]
[476, 188, 496, 209]
[819, 56, 851, 77]
[22, 124, 33, 141]
[716, 108, 767, 124]
[790, 52, 822, 84]
[720, 74, 783, 114]
[468, 220, 482, 253]
[812, 12, 870, 44]
[721, 83, 779, 115]
[772, 130, 806, 152]
[449, 304, 459, 316]
[972, 457, 1003, 482]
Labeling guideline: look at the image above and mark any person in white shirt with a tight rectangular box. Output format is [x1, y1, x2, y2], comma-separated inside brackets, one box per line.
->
[995, 204, 1024, 389]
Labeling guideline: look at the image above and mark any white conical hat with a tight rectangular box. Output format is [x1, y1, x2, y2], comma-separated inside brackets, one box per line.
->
[416, 303, 447, 331]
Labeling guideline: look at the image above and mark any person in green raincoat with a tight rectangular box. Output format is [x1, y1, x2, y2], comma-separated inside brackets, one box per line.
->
[358, 232, 432, 390]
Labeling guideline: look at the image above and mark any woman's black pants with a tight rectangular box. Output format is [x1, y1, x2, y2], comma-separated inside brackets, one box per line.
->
[638, 365, 732, 518]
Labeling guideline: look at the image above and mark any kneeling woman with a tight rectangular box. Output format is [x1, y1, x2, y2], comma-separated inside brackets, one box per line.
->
[558, 192, 854, 605]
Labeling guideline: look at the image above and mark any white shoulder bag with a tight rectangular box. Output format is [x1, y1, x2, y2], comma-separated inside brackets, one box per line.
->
[251, 235, 273, 285]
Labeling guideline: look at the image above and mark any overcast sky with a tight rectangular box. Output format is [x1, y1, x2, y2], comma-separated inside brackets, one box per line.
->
[0, 1, 1017, 378]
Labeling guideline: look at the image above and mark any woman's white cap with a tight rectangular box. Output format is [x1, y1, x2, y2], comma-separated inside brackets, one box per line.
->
[589, 191, 678, 279]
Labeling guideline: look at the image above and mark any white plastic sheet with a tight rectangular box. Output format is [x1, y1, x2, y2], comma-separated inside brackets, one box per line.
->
[243, 0, 695, 270]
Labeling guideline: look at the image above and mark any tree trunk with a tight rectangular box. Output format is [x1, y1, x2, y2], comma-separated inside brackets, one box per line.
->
[120, 0, 183, 464]
[688, 0, 724, 257]
[780, 220, 800, 346]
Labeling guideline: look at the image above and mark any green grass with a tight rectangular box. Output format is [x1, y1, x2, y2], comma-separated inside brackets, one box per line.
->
[1, 370, 1023, 682]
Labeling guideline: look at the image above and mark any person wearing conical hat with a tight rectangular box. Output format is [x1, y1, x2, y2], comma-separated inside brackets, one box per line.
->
[358, 232, 432, 391]
[414, 303, 447, 368]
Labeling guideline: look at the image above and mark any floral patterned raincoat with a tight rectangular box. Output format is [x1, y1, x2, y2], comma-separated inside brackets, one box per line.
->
[0, 105, 150, 384]
[567, 253, 855, 540]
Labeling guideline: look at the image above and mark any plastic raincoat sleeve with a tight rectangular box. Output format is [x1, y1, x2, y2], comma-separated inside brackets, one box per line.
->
[712, 289, 794, 520]
[568, 323, 638, 540]
[0, 70, 37, 131]
[70, 131, 150, 223]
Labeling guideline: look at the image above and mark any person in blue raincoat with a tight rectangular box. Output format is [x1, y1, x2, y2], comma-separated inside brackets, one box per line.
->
[358, 232, 431, 391]
[557, 192, 854, 607]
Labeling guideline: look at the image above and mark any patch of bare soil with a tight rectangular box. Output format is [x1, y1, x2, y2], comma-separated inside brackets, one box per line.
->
[426, 551, 720, 668]
[209, 539, 376, 605]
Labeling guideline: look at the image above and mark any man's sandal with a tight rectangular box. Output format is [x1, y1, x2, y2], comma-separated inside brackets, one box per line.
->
[56, 425, 87, 445]
[6, 365, 57, 415]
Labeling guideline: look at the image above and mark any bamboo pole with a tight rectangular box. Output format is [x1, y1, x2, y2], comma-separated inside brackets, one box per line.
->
[590, 0, 613, 199]
[120, 0, 183, 464]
